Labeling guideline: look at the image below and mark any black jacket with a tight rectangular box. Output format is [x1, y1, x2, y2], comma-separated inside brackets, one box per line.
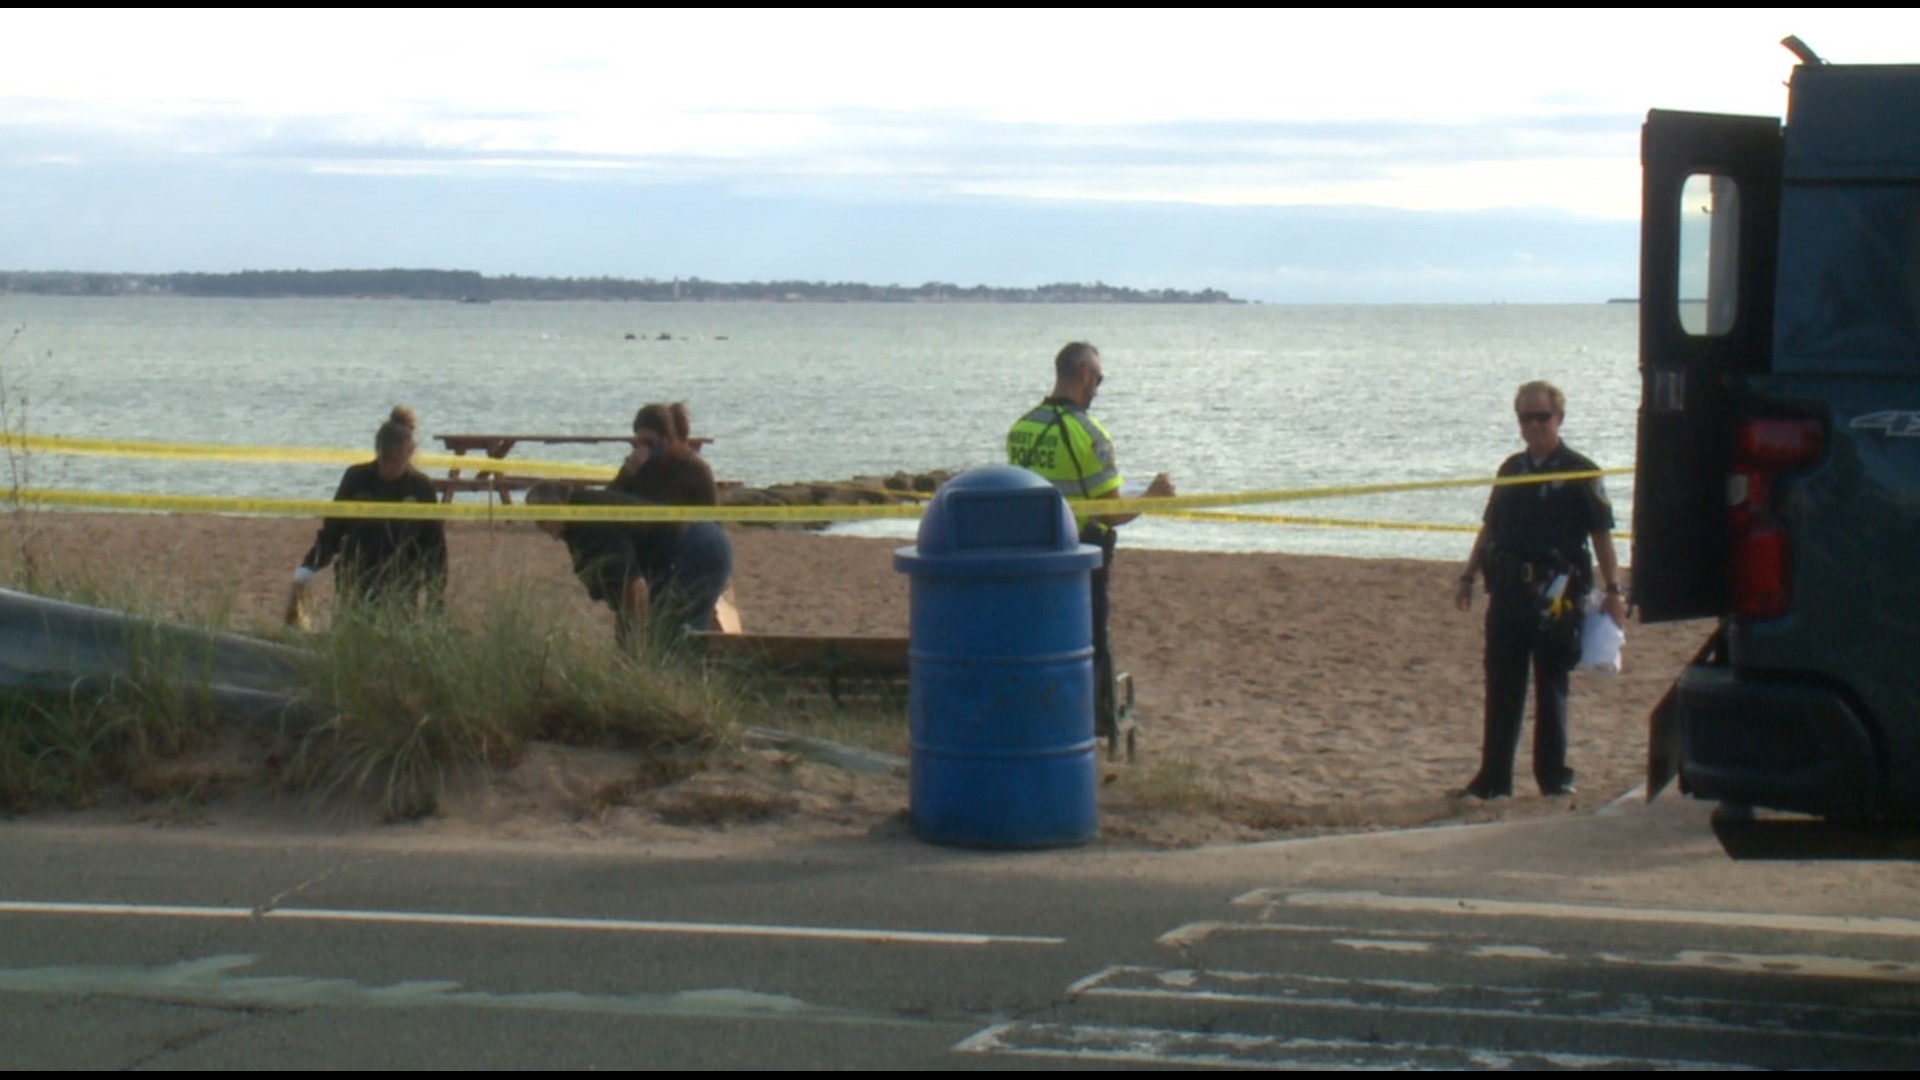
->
[301, 462, 448, 606]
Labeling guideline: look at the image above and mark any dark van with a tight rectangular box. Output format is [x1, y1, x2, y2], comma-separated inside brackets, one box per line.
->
[1636, 52, 1920, 822]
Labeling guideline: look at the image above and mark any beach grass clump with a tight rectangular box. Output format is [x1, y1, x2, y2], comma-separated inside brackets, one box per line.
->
[0, 692, 107, 811]
[0, 574, 741, 821]
[1112, 751, 1237, 817]
[285, 589, 736, 821]
[0, 666, 222, 814]
[743, 688, 910, 757]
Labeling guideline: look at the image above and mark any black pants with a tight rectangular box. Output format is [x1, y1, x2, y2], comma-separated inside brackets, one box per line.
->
[1475, 600, 1575, 795]
[1087, 528, 1117, 739]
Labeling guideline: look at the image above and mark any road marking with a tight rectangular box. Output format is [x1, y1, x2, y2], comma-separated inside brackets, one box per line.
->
[1161, 921, 1920, 984]
[1471, 944, 1559, 960]
[1603, 950, 1920, 984]
[1073, 965, 1920, 1045]
[0, 954, 960, 1030]
[0, 900, 1062, 947]
[953, 1020, 1734, 1070]
[1330, 937, 1430, 953]
[1600, 785, 1645, 813]
[1235, 889, 1920, 940]
[1160, 919, 1323, 947]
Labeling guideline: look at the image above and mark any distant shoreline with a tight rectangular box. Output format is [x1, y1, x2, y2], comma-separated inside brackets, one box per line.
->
[0, 269, 1243, 305]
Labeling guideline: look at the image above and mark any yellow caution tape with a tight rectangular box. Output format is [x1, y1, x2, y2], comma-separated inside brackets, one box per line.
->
[1169, 510, 1632, 541]
[1165, 510, 1483, 534]
[4, 486, 1639, 541]
[4, 435, 951, 494]
[1087, 467, 1630, 518]
[0, 432, 1633, 531]
[3, 433, 615, 481]
[3, 487, 925, 523]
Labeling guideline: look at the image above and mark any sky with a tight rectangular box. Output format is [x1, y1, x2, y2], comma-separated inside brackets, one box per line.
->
[2, 8, 1914, 302]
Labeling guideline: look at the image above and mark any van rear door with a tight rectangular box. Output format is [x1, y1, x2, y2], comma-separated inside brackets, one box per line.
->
[1632, 109, 1781, 623]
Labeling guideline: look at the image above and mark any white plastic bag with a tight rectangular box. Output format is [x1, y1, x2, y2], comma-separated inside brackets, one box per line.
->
[1578, 589, 1625, 676]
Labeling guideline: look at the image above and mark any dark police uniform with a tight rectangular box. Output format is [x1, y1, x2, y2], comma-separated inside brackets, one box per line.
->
[1008, 397, 1124, 736]
[300, 461, 448, 611]
[1470, 443, 1614, 797]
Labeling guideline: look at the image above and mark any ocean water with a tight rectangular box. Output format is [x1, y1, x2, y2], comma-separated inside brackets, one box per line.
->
[0, 296, 1640, 562]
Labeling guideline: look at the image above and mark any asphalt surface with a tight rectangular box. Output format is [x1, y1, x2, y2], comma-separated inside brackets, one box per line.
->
[4, 793, 1919, 1068]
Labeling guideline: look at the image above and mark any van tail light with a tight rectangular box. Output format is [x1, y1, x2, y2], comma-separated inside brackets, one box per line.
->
[1737, 416, 1825, 470]
[1728, 416, 1824, 621]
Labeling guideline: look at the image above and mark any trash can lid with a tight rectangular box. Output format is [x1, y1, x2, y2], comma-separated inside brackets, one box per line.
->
[906, 465, 1089, 557]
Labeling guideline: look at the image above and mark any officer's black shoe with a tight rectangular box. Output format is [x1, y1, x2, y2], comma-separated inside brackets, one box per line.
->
[1540, 768, 1577, 797]
[1451, 778, 1509, 801]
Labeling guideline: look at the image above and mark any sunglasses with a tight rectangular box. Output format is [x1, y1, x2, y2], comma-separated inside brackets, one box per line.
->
[1518, 411, 1557, 424]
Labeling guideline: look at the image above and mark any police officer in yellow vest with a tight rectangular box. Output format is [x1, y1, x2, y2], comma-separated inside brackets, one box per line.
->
[1008, 341, 1175, 740]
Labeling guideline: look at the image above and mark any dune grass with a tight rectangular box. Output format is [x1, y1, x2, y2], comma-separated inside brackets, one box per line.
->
[286, 589, 735, 820]
[0, 557, 742, 820]
[1110, 750, 1236, 817]
[0, 634, 226, 814]
[743, 686, 910, 758]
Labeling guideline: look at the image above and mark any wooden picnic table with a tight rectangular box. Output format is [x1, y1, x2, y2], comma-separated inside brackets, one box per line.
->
[689, 630, 1139, 760]
[431, 433, 712, 503]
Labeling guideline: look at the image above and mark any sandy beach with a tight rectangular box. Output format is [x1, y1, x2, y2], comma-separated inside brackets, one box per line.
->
[0, 510, 1715, 846]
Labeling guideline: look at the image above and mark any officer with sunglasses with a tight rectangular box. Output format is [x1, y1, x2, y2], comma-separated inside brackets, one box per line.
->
[1453, 380, 1626, 800]
[1008, 341, 1174, 744]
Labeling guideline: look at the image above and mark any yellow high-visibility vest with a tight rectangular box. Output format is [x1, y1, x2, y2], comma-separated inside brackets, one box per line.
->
[1007, 399, 1122, 531]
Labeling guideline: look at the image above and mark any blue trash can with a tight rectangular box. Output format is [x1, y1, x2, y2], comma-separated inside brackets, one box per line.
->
[893, 465, 1104, 848]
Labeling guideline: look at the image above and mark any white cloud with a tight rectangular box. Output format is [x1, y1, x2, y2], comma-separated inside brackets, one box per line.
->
[0, 7, 1913, 247]
[9, 10, 1909, 119]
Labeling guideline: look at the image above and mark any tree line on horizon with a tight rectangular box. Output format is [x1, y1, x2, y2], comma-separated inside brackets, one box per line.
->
[1, 269, 1240, 304]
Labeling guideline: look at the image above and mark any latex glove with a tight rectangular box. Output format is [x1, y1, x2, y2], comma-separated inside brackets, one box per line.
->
[284, 582, 313, 630]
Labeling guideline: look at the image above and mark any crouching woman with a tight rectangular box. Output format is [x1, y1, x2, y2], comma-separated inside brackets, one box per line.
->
[525, 482, 732, 651]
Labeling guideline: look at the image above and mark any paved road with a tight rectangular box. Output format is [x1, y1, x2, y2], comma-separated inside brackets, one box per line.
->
[3, 795, 1918, 1068]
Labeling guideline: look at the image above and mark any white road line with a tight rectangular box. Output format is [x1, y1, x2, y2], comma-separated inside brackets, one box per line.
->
[1234, 889, 1920, 940]
[1063, 965, 1129, 997]
[0, 900, 1063, 947]
[1330, 937, 1431, 953]
[1160, 921, 1920, 984]
[1163, 918, 1468, 948]
[1603, 949, 1920, 984]
[1074, 965, 1920, 1043]
[1600, 785, 1646, 813]
[1471, 944, 1560, 960]
[952, 1021, 1739, 1070]
[0, 953, 954, 1029]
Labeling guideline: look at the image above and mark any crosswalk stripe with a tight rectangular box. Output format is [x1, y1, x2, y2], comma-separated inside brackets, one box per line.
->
[1072, 965, 1920, 1044]
[953, 1020, 1736, 1070]
[1236, 890, 1920, 940]
[1160, 920, 1920, 984]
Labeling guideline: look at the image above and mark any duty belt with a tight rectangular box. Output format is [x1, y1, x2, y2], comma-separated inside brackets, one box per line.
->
[1484, 550, 1565, 589]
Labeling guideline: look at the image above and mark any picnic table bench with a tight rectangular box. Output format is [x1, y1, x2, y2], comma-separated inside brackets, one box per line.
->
[431, 433, 712, 503]
[690, 630, 1139, 760]
[690, 631, 911, 703]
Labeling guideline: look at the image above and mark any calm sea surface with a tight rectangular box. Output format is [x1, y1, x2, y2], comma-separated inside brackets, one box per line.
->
[0, 296, 1640, 562]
